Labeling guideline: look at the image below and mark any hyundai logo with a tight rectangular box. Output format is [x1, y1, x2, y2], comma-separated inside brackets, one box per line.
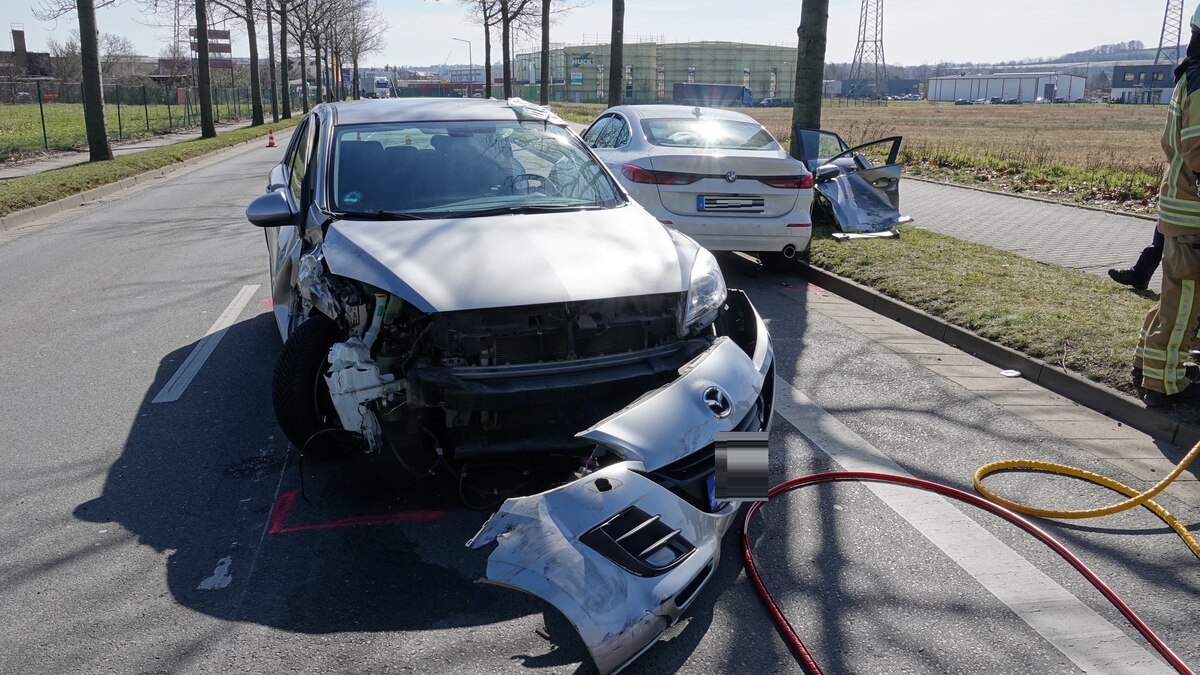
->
[724, 171, 738, 183]
[703, 386, 733, 419]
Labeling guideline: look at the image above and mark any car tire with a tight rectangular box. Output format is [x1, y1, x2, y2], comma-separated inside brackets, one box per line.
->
[272, 313, 356, 458]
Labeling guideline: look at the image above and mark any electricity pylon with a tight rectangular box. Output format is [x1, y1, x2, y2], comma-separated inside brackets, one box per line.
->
[1155, 0, 1184, 66]
[847, 0, 886, 98]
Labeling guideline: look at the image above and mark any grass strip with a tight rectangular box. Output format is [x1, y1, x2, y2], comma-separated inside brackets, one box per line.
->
[0, 117, 300, 219]
[808, 224, 1153, 396]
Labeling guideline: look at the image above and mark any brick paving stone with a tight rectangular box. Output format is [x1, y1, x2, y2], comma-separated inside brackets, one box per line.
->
[904, 181, 1163, 291]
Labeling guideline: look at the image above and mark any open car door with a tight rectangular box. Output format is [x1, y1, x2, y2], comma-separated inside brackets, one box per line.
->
[793, 129, 914, 234]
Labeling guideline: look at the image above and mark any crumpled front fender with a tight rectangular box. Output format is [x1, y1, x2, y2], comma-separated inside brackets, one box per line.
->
[468, 465, 736, 674]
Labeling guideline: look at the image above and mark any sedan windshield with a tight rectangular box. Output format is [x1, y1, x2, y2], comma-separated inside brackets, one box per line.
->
[330, 120, 624, 218]
[640, 118, 780, 150]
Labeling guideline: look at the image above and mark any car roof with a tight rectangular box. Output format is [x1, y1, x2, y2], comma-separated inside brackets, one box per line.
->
[609, 104, 758, 123]
[326, 97, 566, 126]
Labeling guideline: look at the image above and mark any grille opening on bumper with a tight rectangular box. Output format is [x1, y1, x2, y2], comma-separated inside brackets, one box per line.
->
[580, 506, 696, 577]
[639, 392, 769, 513]
[674, 561, 714, 609]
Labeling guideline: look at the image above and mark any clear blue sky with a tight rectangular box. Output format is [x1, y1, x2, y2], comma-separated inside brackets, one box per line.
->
[0, 0, 1185, 66]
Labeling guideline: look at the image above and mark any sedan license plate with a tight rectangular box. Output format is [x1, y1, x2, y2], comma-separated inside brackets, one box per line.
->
[706, 474, 719, 511]
[697, 195, 765, 213]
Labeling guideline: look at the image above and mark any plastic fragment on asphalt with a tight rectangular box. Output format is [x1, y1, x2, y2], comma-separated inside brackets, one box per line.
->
[1000, 369, 1021, 378]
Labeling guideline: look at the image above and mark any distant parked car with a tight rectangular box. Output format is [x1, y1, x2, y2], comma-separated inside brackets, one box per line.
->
[974, 98, 989, 105]
[1005, 98, 1023, 105]
[582, 104, 813, 268]
[758, 97, 782, 107]
[1035, 97, 1050, 104]
[954, 98, 972, 105]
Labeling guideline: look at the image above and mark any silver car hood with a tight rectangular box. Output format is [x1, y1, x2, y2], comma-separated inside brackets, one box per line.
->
[322, 206, 691, 313]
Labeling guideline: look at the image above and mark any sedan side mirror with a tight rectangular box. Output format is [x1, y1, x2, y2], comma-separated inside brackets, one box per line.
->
[246, 189, 295, 227]
[814, 164, 841, 184]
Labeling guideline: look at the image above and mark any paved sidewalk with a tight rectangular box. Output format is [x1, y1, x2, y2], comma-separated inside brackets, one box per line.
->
[0, 119, 257, 182]
[904, 180, 1163, 291]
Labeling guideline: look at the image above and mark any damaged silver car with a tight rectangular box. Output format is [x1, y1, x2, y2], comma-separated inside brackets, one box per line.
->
[246, 98, 775, 673]
[792, 127, 914, 236]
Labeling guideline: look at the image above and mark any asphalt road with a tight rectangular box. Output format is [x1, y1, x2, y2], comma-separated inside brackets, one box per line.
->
[0, 137, 1197, 675]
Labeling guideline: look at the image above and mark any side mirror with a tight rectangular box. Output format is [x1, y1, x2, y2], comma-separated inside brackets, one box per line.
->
[814, 164, 841, 184]
[246, 189, 295, 227]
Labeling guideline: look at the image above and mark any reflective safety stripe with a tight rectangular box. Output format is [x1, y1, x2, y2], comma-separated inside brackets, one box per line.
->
[1137, 345, 1169, 360]
[1183, 126, 1200, 140]
[1158, 210, 1200, 228]
[1165, 279, 1196, 395]
[1159, 195, 1200, 212]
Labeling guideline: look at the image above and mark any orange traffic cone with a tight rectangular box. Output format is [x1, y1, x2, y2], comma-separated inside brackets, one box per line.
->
[266, 128, 276, 148]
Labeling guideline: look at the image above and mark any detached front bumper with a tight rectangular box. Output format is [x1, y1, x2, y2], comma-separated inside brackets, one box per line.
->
[468, 289, 774, 674]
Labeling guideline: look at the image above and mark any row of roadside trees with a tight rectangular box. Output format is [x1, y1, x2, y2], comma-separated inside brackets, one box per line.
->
[456, 0, 826, 143]
[33, 0, 388, 163]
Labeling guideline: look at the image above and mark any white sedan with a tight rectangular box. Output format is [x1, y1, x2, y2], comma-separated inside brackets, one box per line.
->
[582, 105, 813, 269]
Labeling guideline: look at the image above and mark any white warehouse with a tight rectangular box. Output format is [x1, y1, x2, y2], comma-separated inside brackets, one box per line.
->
[926, 72, 1086, 102]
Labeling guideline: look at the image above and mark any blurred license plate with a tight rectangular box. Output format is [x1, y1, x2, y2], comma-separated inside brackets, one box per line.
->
[697, 195, 764, 212]
[706, 475, 719, 511]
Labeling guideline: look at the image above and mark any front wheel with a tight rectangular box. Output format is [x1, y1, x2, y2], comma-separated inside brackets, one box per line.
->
[271, 314, 355, 458]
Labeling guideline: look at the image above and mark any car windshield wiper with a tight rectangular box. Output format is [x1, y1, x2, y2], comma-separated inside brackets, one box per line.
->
[335, 210, 428, 221]
[446, 204, 606, 218]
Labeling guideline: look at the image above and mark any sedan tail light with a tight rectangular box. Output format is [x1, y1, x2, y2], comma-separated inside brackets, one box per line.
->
[621, 164, 702, 186]
[758, 175, 815, 189]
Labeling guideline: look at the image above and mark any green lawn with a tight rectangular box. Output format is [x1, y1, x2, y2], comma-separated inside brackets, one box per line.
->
[0, 116, 300, 219]
[0, 98, 259, 161]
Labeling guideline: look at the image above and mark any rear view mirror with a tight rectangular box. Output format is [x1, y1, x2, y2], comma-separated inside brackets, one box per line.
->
[246, 189, 295, 227]
[814, 165, 841, 184]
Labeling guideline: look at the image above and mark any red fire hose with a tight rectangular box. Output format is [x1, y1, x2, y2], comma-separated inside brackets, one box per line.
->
[741, 471, 1195, 675]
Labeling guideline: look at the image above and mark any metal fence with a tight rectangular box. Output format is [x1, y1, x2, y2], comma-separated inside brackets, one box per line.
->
[0, 81, 283, 161]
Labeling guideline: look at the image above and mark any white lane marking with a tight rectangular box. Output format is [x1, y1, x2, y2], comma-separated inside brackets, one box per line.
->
[197, 556, 233, 590]
[152, 284, 259, 404]
[774, 383, 1171, 675]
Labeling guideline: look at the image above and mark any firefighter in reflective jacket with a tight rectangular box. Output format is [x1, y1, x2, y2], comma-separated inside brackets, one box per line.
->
[1136, 6, 1200, 405]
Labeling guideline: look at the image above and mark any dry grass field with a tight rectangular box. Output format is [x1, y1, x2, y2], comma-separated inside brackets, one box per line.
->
[748, 101, 1163, 174]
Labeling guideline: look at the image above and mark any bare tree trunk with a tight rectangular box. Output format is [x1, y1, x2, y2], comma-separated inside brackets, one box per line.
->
[266, 0, 279, 122]
[607, 0, 623, 106]
[483, 4, 492, 98]
[243, 0, 264, 125]
[313, 34, 323, 103]
[791, 0, 829, 145]
[195, 0, 216, 138]
[500, 0, 512, 98]
[76, 0, 112, 161]
[352, 56, 359, 100]
[539, 0, 550, 104]
[279, 1, 292, 117]
[299, 35, 309, 112]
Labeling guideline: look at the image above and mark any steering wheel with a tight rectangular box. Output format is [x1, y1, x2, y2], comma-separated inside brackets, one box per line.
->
[503, 173, 562, 196]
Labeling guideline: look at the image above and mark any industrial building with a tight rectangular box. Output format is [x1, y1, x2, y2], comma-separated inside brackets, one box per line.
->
[926, 72, 1086, 102]
[514, 41, 797, 105]
[1111, 64, 1174, 104]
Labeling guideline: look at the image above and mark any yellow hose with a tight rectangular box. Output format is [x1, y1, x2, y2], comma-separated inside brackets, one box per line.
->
[974, 440, 1200, 560]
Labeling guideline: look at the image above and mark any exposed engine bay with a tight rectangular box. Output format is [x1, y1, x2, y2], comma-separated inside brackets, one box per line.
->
[301, 251, 761, 487]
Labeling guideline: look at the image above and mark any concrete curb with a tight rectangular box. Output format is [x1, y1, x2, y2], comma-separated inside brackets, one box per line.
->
[0, 126, 294, 233]
[802, 262, 1200, 449]
[907, 175, 1157, 222]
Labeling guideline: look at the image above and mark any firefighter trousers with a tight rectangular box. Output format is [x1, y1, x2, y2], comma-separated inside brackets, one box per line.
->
[1135, 232, 1200, 395]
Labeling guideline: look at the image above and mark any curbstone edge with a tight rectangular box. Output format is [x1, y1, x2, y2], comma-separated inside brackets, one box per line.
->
[801, 262, 1200, 447]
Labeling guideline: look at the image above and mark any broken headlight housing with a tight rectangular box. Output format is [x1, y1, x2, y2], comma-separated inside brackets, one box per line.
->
[682, 247, 727, 333]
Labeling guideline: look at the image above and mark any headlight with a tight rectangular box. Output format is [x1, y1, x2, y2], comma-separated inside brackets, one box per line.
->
[683, 248, 728, 331]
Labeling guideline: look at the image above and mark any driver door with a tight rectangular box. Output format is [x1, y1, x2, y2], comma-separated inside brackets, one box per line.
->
[831, 136, 904, 209]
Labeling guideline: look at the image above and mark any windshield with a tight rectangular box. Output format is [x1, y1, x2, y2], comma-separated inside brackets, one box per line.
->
[640, 118, 780, 150]
[329, 120, 623, 218]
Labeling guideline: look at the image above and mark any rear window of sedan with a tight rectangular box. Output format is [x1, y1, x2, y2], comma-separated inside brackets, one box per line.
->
[640, 118, 780, 151]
